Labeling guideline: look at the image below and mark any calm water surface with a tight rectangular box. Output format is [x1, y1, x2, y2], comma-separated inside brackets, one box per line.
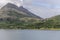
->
[0, 30, 60, 40]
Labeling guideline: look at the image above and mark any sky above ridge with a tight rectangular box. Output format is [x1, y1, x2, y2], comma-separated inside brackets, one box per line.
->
[0, 0, 60, 18]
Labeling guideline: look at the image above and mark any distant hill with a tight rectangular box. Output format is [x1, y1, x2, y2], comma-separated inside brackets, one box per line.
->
[43, 15, 60, 28]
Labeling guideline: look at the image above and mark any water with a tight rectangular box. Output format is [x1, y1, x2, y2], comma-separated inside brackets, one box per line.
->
[0, 30, 60, 40]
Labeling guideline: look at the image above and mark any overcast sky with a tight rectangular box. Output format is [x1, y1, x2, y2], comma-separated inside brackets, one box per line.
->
[0, 0, 60, 18]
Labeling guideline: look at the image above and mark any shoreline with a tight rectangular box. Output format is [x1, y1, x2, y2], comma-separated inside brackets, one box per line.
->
[0, 28, 60, 31]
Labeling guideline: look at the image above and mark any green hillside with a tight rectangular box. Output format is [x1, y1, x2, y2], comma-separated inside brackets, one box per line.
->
[46, 15, 60, 28]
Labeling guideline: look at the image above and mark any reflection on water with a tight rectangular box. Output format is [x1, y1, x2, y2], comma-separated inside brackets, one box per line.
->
[0, 30, 60, 40]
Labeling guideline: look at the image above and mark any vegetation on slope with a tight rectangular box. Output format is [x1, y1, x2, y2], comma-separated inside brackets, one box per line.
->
[0, 16, 60, 29]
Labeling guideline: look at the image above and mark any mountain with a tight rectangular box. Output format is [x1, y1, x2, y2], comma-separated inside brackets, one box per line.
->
[0, 3, 43, 29]
[0, 3, 42, 19]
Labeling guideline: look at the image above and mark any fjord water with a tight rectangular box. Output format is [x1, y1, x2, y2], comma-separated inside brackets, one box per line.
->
[0, 30, 60, 40]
